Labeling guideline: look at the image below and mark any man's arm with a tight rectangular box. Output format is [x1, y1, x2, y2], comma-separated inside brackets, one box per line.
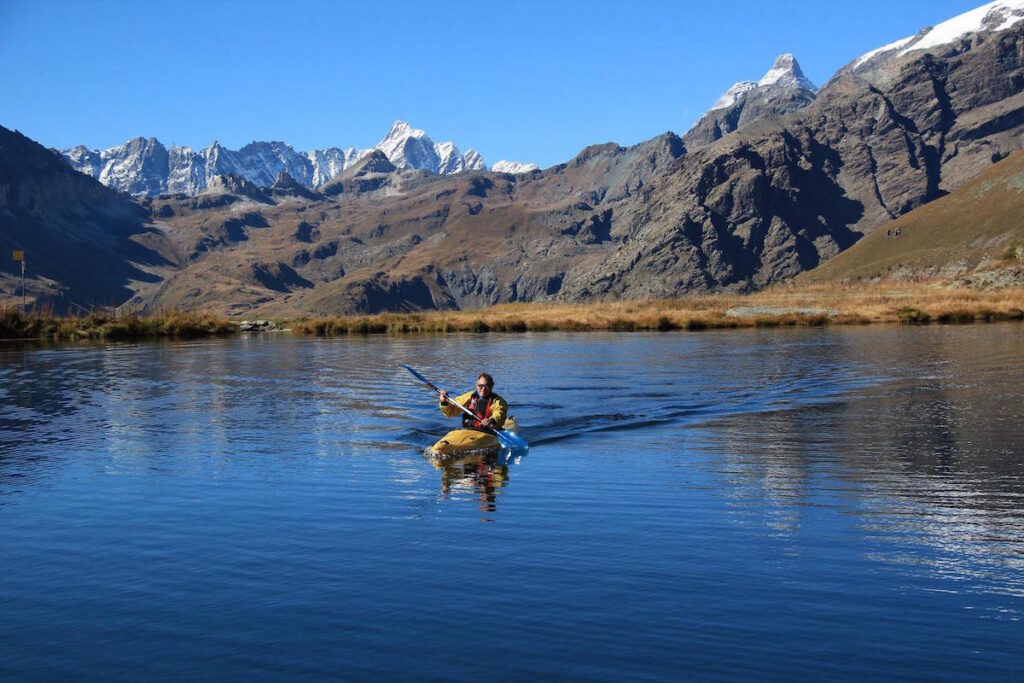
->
[439, 391, 474, 418]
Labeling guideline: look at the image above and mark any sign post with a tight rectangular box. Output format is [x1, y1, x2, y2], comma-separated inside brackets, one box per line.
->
[12, 250, 25, 314]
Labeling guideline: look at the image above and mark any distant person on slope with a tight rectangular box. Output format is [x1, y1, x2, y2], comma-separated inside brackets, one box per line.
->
[439, 373, 508, 433]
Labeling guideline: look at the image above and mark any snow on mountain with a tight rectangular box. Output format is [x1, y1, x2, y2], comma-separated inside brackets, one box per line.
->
[463, 149, 487, 171]
[435, 141, 466, 174]
[852, 0, 1024, 69]
[492, 160, 540, 174]
[710, 81, 756, 112]
[705, 54, 817, 116]
[376, 121, 440, 171]
[62, 120, 503, 197]
[756, 53, 817, 91]
[374, 120, 493, 175]
[685, 54, 818, 150]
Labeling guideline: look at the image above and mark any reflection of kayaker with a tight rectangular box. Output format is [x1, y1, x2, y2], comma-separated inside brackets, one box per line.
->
[434, 451, 509, 512]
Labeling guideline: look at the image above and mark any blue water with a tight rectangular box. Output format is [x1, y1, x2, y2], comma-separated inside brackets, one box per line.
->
[1, 326, 1022, 681]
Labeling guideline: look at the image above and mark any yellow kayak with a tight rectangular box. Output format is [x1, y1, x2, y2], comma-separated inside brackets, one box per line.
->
[430, 417, 519, 458]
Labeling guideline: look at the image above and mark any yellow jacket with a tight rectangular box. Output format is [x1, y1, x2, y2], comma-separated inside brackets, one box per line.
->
[440, 390, 508, 429]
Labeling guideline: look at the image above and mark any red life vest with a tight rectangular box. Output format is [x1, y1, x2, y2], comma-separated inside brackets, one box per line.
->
[463, 393, 493, 431]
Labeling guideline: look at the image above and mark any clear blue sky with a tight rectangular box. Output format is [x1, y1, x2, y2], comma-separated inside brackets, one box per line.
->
[0, 0, 990, 168]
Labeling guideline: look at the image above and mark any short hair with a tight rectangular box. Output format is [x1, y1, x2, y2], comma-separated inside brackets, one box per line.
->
[477, 373, 494, 387]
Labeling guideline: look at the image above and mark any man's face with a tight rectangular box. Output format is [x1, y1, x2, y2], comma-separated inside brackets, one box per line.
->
[477, 379, 492, 397]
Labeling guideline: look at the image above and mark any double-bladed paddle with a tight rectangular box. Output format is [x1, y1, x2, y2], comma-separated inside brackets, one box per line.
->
[402, 364, 528, 450]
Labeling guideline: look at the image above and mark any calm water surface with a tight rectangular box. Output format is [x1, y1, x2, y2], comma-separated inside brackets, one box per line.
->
[1, 326, 1022, 681]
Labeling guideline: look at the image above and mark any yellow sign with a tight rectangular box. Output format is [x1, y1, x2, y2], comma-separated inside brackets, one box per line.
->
[12, 250, 24, 262]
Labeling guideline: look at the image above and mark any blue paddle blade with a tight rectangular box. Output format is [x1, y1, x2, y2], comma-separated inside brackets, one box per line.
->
[403, 364, 440, 392]
[497, 430, 529, 450]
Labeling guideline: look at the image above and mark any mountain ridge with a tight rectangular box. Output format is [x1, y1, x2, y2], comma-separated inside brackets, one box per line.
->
[61, 121, 535, 198]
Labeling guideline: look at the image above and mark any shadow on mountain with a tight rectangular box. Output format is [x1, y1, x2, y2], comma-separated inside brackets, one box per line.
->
[0, 126, 173, 309]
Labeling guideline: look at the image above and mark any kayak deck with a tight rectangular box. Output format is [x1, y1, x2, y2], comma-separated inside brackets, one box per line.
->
[429, 417, 519, 458]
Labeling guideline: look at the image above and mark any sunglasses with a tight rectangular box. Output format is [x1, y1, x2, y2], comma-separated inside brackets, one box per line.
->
[477, 383, 492, 388]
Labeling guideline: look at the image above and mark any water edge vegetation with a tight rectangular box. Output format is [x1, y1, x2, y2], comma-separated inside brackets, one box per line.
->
[3, 281, 1022, 341]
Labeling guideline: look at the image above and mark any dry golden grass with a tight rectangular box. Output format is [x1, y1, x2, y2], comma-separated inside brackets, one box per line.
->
[0, 306, 235, 341]
[290, 281, 1024, 336]
[5, 281, 1021, 342]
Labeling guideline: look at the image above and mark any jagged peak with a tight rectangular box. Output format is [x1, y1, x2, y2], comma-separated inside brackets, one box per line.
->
[272, 170, 300, 188]
[342, 149, 396, 177]
[380, 120, 427, 144]
[757, 53, 817, 91]
[491, 160, 540, 174]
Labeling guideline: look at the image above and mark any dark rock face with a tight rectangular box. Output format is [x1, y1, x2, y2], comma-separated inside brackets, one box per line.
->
[0, 126, 172, 308]
[271, 171, 319, 200]
[320, 151, 399, 196]
[591, 23, 1024, 294]
[251, 261, 314, 292]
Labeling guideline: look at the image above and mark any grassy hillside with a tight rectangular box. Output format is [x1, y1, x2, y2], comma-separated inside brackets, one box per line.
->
[801, 148, 1024, 283]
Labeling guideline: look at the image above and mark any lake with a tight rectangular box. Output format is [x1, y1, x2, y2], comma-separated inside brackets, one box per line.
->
[1, 325, 1022, 681]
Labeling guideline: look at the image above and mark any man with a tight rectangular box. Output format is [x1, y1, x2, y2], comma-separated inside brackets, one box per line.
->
[439, 372, 508, 432]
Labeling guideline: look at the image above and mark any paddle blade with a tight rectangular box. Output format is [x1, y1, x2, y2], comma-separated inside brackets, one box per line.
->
[497, 430, 529, 450]
[403, 364, 440, 393]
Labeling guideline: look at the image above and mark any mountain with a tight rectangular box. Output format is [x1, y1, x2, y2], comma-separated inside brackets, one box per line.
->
[684, 53, 818, 151]
[11, 2, 1024, 314]
[845, 0, 1024, 74]
[492, 160, 541, 174]
[62, 121, 501, 197]
[374, 121, 488, 174]
[0, 126, 172, 308]
[800, 147, 1024, 284]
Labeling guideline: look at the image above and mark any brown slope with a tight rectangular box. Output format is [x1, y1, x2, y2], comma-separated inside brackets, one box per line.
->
[0, 125, 174, 309]
[129, 133, 688, 316]
[799, 147, 1024, 283]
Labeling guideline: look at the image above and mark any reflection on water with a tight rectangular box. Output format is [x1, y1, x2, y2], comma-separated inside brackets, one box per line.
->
[1, 326, 1023, 681]
[428, 450, 511, 516]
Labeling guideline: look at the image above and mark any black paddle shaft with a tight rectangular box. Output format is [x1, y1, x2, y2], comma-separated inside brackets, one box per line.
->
[402, 364, 493, 429]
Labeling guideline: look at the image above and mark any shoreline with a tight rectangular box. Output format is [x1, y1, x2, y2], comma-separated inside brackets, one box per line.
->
[2, 282, 1022, 341]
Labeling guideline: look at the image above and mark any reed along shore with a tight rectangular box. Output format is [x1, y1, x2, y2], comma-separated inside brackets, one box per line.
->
[0, 308, 235, 341]
[3, 281, 1022, 341]
[291, 282, 1024, 336]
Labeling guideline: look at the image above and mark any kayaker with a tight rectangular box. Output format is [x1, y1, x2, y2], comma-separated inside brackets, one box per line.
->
[439, 373, 508, 433]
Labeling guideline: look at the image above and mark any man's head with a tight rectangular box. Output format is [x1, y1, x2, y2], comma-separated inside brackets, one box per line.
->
[476, 373, 494, 397]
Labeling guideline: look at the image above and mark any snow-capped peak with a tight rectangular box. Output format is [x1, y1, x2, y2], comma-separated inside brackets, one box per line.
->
[492, 160, 539, 174]
[62, 120, 510, 196]
[706, 54, 816, 114]
[463, 149, 487, 172]
[853, 0, 1024, 69]
[710, 81, 756, 111]
[757, 53, 817, 91]
[379, 120, 426, 146]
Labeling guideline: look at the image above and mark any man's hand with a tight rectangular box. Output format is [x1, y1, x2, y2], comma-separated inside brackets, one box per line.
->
[439, 390, 449, 405]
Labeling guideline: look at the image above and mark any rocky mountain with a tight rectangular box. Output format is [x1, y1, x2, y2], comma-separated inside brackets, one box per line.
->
[375, 121, 487, 175]
[8, 2, 1024, 315]
[492, 160, 541, 174]
[845, 0, 1024, 75]
[61, 121, 499, 197]
[684, 53, 818, 151]
[800, 146, 1024, 284]
[0, 126, 173, 308]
